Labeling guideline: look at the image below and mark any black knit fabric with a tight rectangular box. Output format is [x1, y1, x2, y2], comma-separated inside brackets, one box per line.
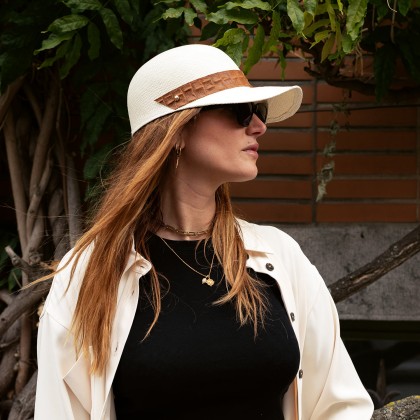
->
[113, 234, 300, 419]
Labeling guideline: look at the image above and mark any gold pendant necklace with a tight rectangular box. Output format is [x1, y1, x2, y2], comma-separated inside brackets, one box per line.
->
[160, 237, 216, 286]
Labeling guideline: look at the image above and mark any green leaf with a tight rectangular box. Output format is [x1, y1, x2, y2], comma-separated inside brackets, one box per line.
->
[99, 8, 123, 50]
[244, 24, 265, 73]
[313, 30, 330, 44]
[278, 47, 287, 79]
[336, 0, 343, 13]
[346, 0, 368, 41]
[315, 4, 328, 15]
[87, 22, 101, 60]
[162, 7, 184, 19]
[38, 39, 71, 69]
[47, 14, 90, 34]
[287, 0, 305, 34]
[152, 0, 183, 4]
[190, 0, 207, 13]
[34, 31, 75, 54]
[130, 0, 140, 14]
[0, 235, 18, 273]
[398, 0, 411, 16]
[374, 44, 397, 101]
[82, 102, 112, 154]
[200, 22, 221, 40]
[369, 0, 389, 20]
[263, 10, 281, 54]
[213, 28, 246, 47]
[303, 19, 330, 36]
[0, 267, 21, 292]
[184, 8, 197, 26]
[62, 0, 103, 11]
[326, 0, 336, 31]
[335, 19, 342, 50]
[80, 84, 108, 128]
[226, 42, 244, 66]
[399, 42, 420, 81]
[83, 143, 114, 180]
[0, 49, 32, 93]
[321, 33, 335, 61]
[207, 9, 259, 25]
[242, 33, 250, 53]
[304, 0, 317, 16]
[341, 32, 354, 53]
[114, 0, 134, 26]
[59, 33, 82, 78]
[224, 0, 272, 11]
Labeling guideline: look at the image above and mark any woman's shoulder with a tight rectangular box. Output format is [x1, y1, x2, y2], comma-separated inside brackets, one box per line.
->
[237, 218, 324, 293]
[236, 218, 303, 255]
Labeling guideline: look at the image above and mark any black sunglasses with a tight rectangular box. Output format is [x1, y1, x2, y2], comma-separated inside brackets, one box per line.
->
[202, 102, 268, 127]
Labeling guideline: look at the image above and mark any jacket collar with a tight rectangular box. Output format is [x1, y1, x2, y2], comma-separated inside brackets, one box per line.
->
[125, 218, 274, 274]
[237, 219, 275, 255]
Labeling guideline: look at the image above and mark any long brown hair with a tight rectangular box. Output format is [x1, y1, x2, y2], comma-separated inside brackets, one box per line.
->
[64, 108, 268, 374]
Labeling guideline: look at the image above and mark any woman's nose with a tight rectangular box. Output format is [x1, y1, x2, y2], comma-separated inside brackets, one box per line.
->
[246, 113, 267, 137]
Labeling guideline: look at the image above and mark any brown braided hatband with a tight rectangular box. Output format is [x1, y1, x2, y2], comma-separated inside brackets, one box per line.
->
[155, 70, 251, 110]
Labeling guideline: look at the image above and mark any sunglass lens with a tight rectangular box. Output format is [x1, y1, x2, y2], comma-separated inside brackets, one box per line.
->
[232, 102, 268, 126]
[255, 103, 268, 124]
[233, 103, 253, 127]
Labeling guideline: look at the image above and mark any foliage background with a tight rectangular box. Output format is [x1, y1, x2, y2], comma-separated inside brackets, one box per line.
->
[0, 0, 419, 417]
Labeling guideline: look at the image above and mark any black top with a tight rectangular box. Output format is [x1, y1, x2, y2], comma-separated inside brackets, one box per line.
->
[113, 234, 300, 420]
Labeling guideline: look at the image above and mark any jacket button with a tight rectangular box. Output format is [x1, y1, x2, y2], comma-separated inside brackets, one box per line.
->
[266, 263, 274, 271]
[298, 369, 303, 378]
[290, 312, 295, 322]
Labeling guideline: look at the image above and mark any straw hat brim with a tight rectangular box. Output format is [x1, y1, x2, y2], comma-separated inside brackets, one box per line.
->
[176, 84, 303, 124]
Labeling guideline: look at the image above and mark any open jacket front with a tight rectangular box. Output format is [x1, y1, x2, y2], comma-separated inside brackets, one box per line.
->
[35, 220, 374, 420]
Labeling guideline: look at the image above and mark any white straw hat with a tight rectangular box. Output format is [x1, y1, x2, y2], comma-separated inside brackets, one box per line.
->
[127, 44, 303, 134]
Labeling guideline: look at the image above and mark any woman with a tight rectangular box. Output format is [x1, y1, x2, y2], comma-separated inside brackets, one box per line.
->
[35, 44, 374, 419]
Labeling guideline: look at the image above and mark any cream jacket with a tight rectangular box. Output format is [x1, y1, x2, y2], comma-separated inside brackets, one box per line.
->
[35, 220, 374, 420]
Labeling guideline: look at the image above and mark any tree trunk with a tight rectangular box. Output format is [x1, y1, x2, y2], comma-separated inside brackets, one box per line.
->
[371, 395, 420, 419]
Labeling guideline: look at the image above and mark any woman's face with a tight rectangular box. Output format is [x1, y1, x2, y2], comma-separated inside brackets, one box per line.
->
[178, 105, 267, 189]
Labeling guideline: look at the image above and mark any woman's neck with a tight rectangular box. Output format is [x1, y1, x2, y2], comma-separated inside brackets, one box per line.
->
[157, 176, 216, 240]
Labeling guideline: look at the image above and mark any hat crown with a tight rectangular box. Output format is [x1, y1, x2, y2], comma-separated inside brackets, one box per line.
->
[127, 44, 303, 134]
[127, 45, 238, 133]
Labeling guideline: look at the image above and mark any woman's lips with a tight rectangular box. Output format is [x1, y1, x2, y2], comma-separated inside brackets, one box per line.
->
[243, 143, 259, 157]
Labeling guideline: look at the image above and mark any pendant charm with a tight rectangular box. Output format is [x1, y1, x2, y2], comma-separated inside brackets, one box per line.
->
[202, 277, 215, 287]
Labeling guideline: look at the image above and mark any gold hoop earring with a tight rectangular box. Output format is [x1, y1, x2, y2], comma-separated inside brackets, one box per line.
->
[175, 145, 182, 169]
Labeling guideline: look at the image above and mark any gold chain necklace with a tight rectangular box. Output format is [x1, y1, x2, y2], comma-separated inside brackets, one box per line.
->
[160, 237, 216, 286]
[163, 224, 211, 237]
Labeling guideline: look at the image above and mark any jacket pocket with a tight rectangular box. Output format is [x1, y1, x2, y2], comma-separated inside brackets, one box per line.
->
[63, 352, 92, 414]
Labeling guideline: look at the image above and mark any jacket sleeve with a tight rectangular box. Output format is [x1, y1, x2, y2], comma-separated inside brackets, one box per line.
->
[299, 265, 374, 420]
[35, 249, 92, 420]
[35, 310, 91, 420]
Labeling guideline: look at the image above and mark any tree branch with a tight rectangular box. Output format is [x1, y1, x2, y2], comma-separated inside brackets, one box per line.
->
[22, 83, 42, 128]
[0, 247, 52, 337]
[0, 75, 25, 129]
[0, 320, 20, 398]
[66, 155, 82, 246]
[329, 225, 420, 302]
[4, 111, 28, 251]
[8, 370, 37, 420]
[0, 280, 51, 339]
[26, 155, 52, 240]
[48, 188, 70, 259]
[29, 78, 59, 197]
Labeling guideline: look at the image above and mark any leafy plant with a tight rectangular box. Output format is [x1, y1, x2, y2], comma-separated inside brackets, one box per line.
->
[0, 2, 190, 415]
[154, 0, 420, 101]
